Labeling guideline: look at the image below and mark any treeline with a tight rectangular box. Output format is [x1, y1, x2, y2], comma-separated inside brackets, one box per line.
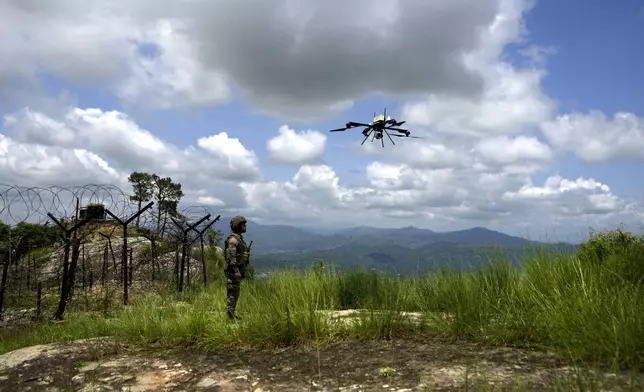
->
[0, 222, 60, 263]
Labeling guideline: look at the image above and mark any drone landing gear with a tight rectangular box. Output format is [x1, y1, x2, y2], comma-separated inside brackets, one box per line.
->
[384, 130, 396, 146]
[360, 129, 396, 147]
[360, 129, 386, 147]
[360, 129, 372, 145]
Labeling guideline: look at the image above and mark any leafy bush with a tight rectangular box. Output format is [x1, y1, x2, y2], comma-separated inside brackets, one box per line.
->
[576, 227, 644, 286]
[577, 227, 638, 264]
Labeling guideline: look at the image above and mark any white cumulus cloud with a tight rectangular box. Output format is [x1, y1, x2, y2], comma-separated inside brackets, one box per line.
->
[267, 125, 327, 165]
[474, 136, 554, 165]
[0, 106, 261, 212]
[196, 196, 226, 206]
[540, 111, 644, 162]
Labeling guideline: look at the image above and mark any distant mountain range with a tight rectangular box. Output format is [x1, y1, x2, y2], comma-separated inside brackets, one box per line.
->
[208, 217, 578, 275]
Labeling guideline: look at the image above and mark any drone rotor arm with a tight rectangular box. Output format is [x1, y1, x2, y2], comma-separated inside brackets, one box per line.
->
[346, 121, 370, 128]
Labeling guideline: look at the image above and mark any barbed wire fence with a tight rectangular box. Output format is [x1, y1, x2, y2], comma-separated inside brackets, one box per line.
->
[0, 184, 224, 328]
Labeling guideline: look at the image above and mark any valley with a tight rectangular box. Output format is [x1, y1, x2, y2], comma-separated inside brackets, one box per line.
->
[210, 218, 579, 275]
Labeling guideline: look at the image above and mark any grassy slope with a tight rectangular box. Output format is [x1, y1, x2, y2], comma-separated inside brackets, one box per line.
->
[1, 228, 643, 388]
[1, 251, 642, 366]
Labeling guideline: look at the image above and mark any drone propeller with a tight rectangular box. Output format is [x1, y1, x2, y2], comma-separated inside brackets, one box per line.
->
[390, 134, 424, 139]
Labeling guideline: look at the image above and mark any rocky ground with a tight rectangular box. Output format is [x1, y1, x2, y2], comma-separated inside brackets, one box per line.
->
[1, 334, 642, 392]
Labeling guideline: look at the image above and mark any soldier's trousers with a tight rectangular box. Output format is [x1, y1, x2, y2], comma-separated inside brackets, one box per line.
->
[225, 271, 241, 316]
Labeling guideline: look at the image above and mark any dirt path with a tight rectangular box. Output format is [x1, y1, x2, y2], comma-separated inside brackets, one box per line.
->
[1, 335, 641, 392]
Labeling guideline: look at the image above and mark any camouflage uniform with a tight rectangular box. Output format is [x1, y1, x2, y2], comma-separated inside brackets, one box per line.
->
[224, 216, 250, 320]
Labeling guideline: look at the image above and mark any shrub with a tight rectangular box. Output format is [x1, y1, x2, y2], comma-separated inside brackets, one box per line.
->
[576, 227, 644, 286]
[576, 227, 638, 264]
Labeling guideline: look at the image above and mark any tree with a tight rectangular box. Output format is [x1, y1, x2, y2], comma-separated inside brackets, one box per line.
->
[126, 171, 185, 237]
[127, 172, 184, 279]
[3, 222, 59, 262]
[206, 227, 223, 247]
[151, 174, 184, 238]
[127, 172, 154, 228]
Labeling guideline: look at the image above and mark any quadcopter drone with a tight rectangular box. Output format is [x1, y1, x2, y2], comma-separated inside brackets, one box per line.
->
[329, 108, 422, 147]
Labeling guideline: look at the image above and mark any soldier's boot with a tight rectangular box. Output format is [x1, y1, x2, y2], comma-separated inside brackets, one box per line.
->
[227, 309, 241, 320]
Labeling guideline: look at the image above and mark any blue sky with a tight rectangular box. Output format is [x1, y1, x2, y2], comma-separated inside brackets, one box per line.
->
[520, 0, 644, 199]
[524, 0, 643, 115]
[0, 0, 643, 239]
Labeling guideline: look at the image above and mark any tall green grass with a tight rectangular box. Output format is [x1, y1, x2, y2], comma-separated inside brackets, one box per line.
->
[1, 228, 643, 373]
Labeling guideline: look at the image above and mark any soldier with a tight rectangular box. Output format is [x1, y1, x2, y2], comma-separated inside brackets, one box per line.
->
[224, 215, 250, 320]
